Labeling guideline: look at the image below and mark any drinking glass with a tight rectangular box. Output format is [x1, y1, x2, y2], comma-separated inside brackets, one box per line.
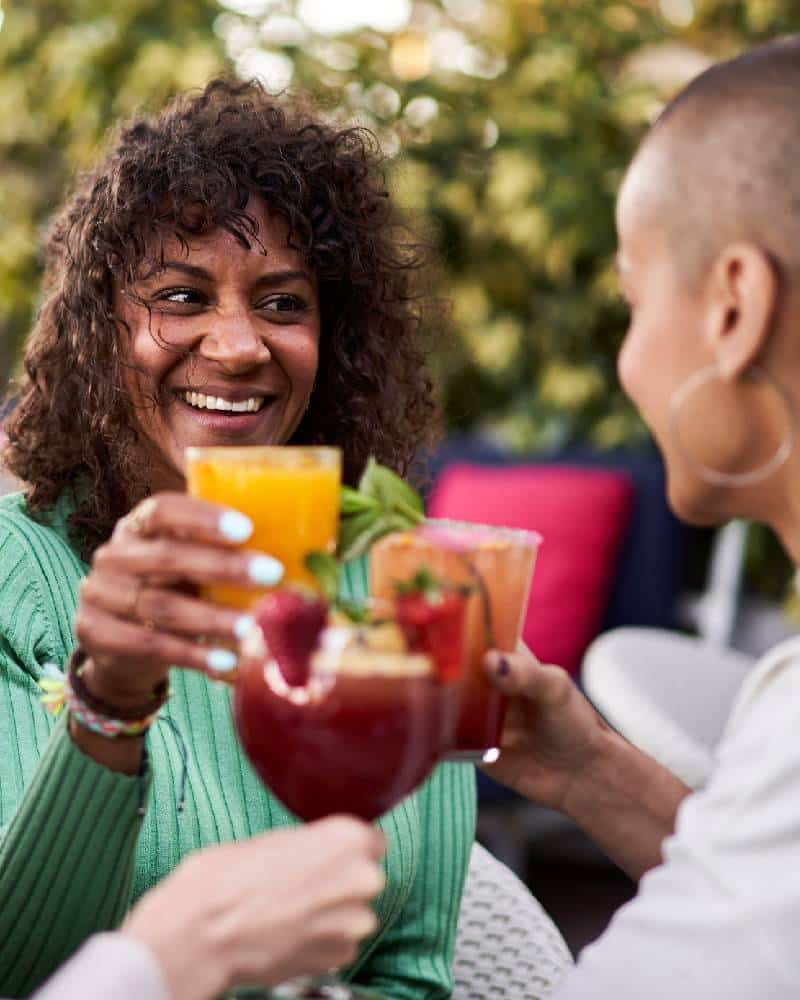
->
[232, 605, 461, 999]
[234, 627, 454, 823]
[369, 519, 540, 763]
[186, 446, 341, 608]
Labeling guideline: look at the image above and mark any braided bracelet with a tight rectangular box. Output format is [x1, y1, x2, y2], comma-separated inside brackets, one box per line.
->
[39, 648, 170, 739]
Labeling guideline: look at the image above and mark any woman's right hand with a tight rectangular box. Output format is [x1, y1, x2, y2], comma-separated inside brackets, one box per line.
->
[124, 816, 387, 1000]
[483, 645, 691, 879]
[75, 492, 284, 709]
[481, 645, 615, 813]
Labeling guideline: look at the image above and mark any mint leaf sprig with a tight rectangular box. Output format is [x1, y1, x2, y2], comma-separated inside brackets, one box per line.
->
[304, 458, 426, 620]
[337, 458, 424, 563]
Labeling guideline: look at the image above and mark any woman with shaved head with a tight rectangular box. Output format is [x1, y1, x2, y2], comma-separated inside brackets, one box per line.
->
[485, 36, 800, 999]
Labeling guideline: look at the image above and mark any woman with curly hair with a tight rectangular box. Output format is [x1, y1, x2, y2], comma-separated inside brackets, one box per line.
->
[0, 79, 475, 998]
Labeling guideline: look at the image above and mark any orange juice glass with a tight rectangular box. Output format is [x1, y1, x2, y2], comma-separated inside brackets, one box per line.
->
[370, 519, 540, 762]
[186, 446, 341, 609]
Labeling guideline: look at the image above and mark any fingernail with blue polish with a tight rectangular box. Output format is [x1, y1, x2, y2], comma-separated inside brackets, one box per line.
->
[233, 615, 256, 641]
[249, 555, 284, 586]
[219, 510, 254, 543]
[207, 648, 238, 673]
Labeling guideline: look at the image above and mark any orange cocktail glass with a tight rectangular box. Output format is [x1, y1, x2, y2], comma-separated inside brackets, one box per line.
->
[370, 519, 540, 762]
[186, 446, 341, 609]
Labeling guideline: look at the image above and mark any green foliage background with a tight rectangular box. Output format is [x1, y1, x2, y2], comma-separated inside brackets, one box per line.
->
[1, 0, 799, 592]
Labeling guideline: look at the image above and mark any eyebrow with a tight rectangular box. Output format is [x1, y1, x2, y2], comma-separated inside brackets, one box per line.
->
[143, 261, 314, 288]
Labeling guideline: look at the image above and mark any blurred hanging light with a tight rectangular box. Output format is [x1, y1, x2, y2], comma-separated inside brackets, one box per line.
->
[260, 17, 307, 46]
[482, 119, 499, 149]
[659, 0, 695, 27]
[235, 48, 294, 91]
[404, 96, 439, 128]
[298, 0, 411, 36]
[390, 32, 432, 81]
[219, 0, 280, 16]
[443, 0, 483, 21]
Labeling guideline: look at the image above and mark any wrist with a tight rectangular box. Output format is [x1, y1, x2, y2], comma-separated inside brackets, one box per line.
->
[80, 656, 166, 712]
[124, 925, 228, 1000]
[560, 725, 630, 823]
[124, 885, 231, 1000]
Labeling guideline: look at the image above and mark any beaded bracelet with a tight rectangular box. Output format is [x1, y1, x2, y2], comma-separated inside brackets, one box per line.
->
[39, 648, 170, 740]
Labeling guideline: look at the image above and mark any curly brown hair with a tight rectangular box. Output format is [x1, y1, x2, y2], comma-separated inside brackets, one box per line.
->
[5, 78, 439, 559]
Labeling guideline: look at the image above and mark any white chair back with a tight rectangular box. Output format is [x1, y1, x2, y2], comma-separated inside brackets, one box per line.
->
[453, 842, 573, 999]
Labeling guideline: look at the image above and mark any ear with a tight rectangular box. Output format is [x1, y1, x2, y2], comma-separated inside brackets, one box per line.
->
[704, 243, 779, 379]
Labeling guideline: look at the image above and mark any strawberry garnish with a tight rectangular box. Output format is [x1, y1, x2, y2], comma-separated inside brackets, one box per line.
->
[254, 590, 328, 687]
[395, 571, 468, 682]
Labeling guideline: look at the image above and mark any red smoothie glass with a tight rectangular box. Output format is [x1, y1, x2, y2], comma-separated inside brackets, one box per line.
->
[369, 520, 540, 763]
[234, 627, 455, 823]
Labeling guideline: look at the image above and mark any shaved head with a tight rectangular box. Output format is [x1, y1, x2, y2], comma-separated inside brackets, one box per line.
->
[627, 35, 800, 284]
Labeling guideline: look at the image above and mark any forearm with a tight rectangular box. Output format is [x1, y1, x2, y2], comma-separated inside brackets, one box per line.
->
[562, 729, 690, 881]
[0, 714, 150, 996]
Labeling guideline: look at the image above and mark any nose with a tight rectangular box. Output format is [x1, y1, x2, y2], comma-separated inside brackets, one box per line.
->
[198, 312, 271, 373]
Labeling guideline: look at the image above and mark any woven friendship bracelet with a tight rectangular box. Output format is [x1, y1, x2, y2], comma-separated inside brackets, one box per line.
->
[65, 680, 163, 739]
[38, 648, 170, 740]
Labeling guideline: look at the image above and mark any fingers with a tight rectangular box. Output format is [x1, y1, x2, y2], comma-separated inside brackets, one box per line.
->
[80, 572, 254, 643]
[313, 815, 387, 862]
[117, 493, 257, 547]
[305, 902, 379, 969]
[484, 646, 571, 705]
[75, 602, 240, 678]
[93, 536, 283, 590]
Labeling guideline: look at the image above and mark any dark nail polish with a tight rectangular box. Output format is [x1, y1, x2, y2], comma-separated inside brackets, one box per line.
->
[496, 656, 510, 677]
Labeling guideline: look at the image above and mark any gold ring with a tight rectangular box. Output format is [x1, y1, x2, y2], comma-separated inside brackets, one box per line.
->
[128, 578, 146, 620]
[126, 497, 158, 537]
[129, 580, 157, 631]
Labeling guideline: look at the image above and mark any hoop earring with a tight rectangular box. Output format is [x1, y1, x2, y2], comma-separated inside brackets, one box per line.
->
[668, 364, 796, 488]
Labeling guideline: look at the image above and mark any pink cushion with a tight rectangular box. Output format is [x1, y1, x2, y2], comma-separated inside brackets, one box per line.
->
[428, 464, 635, 675]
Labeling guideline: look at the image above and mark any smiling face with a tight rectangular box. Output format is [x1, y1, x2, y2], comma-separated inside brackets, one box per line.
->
[115, 200, 320, 489]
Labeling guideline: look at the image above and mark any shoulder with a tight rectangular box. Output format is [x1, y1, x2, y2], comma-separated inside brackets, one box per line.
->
[0, 491, 85, 563]
[723, 636, 800, 738]
[674, 637, 800, 847]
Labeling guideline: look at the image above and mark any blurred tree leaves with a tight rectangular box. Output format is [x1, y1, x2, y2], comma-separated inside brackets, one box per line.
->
[4, 0, 800, 595]
[216, 0, 799, 453]
[4, 0, 800, 456]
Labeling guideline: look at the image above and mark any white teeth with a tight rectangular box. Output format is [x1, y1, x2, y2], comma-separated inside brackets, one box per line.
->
[181, 392, 265, 413]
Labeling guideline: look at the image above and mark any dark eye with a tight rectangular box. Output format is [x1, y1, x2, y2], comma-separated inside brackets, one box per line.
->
[153, 288, 205, 309]
[258, 294, 307, 316]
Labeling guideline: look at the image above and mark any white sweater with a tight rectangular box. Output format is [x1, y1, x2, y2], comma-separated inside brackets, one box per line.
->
[31, 934, 167, 1000]
[558, 636, 800, 998]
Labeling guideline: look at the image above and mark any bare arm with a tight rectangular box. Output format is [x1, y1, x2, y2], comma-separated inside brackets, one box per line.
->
[483, 648, 690, 881]
[561, 726, 690, 879]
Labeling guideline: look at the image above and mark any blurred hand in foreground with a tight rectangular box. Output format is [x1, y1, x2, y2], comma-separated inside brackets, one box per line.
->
[124, 816, 386, 1000]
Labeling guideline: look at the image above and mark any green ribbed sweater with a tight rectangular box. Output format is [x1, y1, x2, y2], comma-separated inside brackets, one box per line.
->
[0, 492, 476, 998]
